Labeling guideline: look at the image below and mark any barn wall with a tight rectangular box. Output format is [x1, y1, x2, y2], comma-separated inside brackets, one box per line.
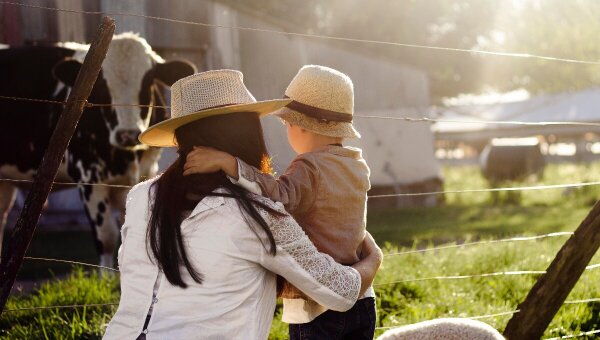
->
[143, 1, 211, 70]
[0, 0, 101, 45]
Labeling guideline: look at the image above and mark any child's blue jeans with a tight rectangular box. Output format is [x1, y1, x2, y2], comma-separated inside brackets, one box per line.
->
[289, 297, 376, 340]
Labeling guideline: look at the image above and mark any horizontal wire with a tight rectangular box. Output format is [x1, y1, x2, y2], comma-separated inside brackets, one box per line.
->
[546, 329, 600, 340]
[3, 1, 600, 66]
[23, 238, 593, 277]
[23, 254, 600, 290]
[0, 95, 66, 105]
[2, 302, 119, 313]
[468, 310, 519, 320]
[368, 181, 600, 198]
[8, 257, 600, 318]
[19, 232, 573, 272]
[384, 232, 573, 257]
[375, 310, 520, 330]
[374, 271, 546, 286]
[377, 299, 600, 331]
[4, 95, 600, 127]
[564, 297, 600, 304]
[0, 95, 170, 109]
[87, 102, 170, 109]
[2, 297, 594, 317]
[354, 114, 600, 127]
[375, 263, 600, 287]
[0, 178, 132, 189]
[2, 178, 600, 195]
[15, 232, 573, 273]
[24, 256, 118, 272]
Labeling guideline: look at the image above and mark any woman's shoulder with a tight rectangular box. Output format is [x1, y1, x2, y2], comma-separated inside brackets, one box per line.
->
[124, 177, 159, 210]
[129, 177, 159, 197]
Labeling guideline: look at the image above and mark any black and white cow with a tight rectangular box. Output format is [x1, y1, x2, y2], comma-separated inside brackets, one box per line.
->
[0, 33, 195, 267]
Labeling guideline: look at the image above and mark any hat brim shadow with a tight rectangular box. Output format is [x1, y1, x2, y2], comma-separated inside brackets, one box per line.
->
[139, 99, 291, 147]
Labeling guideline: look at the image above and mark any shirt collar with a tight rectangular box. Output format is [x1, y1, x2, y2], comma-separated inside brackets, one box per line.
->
[187, 188, 227, 220]
[312, 144, 363, 160]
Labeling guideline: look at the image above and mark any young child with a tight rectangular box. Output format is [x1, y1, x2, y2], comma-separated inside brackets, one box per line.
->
[184, 65, 375, 339]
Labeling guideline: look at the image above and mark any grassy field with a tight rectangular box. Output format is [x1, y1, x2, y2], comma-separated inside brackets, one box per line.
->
[2, 162, 600, 339]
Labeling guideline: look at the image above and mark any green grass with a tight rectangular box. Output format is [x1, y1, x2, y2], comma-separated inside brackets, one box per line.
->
[2, 162, 600, 339]
[369, 162, 600, 247]
[0, 268, 118, 339]
[372, 238, 600, 339]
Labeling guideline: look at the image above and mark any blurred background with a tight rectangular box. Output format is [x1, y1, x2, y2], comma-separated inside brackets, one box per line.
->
[3, 0, 600, 260]
[3, 1, 600, 338]
[4, 1, 600, 221]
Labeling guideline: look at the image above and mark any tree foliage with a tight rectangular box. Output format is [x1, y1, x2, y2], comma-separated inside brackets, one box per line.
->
[227, 0, 600, 102]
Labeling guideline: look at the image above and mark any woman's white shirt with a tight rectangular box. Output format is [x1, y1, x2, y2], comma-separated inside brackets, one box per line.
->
[103, 180, 361, 340]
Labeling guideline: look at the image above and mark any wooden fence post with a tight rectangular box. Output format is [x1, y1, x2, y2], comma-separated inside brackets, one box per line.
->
[503, 200, 600, 339]
[0, 17, 115, 315]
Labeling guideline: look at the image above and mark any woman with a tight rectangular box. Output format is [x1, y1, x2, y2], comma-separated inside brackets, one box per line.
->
[103, 70, 382, 339]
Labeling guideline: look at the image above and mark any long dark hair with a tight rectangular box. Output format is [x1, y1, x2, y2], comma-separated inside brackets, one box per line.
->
[147, 112, 280, 288]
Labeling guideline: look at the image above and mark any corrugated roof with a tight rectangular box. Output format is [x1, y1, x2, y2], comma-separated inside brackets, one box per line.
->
[434, 87, 600, 134]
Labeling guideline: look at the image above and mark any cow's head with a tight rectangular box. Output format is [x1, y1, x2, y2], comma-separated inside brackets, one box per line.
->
[53, 33, 196, 150]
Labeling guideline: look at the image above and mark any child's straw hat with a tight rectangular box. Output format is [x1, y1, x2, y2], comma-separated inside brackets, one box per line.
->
[275, 65, 360, 138]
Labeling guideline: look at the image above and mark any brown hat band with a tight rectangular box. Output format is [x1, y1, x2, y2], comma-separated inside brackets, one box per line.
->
[283, 96, 353, 123]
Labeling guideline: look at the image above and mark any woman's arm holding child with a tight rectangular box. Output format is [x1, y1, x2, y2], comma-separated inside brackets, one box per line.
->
[251, 198, 381, 312]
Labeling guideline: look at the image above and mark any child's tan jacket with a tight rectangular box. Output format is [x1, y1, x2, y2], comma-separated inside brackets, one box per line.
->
[233, 145, 372, 323]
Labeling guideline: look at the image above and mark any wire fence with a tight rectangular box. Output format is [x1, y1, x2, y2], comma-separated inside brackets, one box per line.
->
[7, 254, 600, 320]
[0, 94, 171, 109]
[2, 1, 600, 66]
[2, 303, 119, 313]
[4, 94, 600, 128]
[2, 177, 599, 198]
[375, 262, 599, 287]
[2, 1, 600, 338]
[17, 231, 574, 274]
[384, 232, 573, 257]
[374, 310, 521, 331]
[546, 329, 600, 340]
[23, 256, 118, 272]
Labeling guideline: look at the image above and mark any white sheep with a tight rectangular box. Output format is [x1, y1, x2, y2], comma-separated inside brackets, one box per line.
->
[377, 318, 505, 340]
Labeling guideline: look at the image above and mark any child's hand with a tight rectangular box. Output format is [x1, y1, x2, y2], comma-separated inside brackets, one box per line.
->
[183, 146, 239, 179]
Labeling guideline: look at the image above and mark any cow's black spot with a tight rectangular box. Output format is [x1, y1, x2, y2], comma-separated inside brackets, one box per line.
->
[81, 203, 103, 253]
[104, 107, 119, 130]
[90, 169, 99, 183]
[82, 184, 93, 201]
[96, 213, 104, 227]
[98, 202, 106, 213]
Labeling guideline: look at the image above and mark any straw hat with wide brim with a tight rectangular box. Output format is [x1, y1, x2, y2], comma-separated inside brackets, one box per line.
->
[274, 65, 361, 139]
[139, 70, 291, 147]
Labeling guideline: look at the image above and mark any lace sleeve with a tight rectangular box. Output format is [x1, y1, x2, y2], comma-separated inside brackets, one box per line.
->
[251, 195, 361, 311]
